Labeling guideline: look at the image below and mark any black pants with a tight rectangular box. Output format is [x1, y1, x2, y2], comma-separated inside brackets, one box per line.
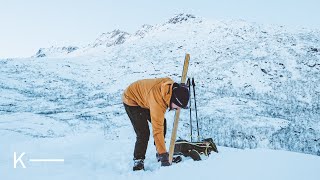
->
[124, 103, 167, 160]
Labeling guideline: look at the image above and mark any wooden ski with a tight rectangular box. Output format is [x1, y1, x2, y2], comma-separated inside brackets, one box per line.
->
[168, 54, 190, 163]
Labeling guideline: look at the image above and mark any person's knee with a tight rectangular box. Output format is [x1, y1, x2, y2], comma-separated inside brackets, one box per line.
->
[136, 132, 150, 143]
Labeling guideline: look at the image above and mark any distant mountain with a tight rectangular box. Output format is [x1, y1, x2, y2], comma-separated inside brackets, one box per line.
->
[133, 24, 153, 38]
[167, 13, 196, 24]
[32, 13, 201, 57]
[90, 29, 130, 48]
[34, 46, 79, 58]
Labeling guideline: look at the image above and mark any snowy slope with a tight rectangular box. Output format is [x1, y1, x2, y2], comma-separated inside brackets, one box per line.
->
[0, 13, 320, 179]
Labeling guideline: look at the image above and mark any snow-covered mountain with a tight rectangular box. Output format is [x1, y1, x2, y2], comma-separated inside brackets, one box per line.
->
[89, 29, 130, 48]
[1, 13, 320, 179]
[33, 46, 79, 58]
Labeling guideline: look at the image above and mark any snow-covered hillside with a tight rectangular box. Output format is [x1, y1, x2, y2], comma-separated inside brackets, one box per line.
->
[29, 13, 320, 155]
[0, 13, 320, 179]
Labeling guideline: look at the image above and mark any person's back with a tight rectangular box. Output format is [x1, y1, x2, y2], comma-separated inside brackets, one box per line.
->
[122, 77, 173, 109]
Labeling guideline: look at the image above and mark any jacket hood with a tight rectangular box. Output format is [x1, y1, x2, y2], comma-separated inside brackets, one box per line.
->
[160, 79, 174, 108]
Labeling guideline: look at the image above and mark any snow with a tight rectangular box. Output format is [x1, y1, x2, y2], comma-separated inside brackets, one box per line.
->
[1, 132, 320, 180]
[0, 13, 320, 179]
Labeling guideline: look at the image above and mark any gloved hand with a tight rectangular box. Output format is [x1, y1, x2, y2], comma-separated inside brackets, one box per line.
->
[157, 152, 171, 166]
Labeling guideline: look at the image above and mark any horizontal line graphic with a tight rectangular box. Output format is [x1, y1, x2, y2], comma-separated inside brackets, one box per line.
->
[29, 159, 65, 162]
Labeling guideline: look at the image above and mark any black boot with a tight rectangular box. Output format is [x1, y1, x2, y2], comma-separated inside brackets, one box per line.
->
[156, 153, 182, 163]
[133, 159, 144, 171]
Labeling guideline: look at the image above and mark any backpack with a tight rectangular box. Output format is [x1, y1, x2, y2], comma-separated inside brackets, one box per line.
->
[174, 138, 218, 161]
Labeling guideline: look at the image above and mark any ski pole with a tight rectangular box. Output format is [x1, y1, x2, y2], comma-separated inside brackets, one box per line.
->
[192, 78, 200, 141]
[187, 78, 192, 142]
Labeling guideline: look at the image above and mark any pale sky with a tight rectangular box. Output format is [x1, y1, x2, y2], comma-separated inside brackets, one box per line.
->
[0, 0, 319, 58]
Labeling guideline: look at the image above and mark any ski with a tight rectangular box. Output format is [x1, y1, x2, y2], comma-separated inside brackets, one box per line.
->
[168, 54, 190, 163]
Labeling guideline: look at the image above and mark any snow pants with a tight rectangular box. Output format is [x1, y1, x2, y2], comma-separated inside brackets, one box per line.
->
[124, 103, 167, 160]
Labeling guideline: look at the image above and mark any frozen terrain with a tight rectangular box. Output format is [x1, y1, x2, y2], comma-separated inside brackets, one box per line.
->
[0, 13, 320, 179]
[1, 132, 320, 180]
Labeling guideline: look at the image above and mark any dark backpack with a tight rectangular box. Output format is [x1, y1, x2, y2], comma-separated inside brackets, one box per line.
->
[174, 138, 218, 161]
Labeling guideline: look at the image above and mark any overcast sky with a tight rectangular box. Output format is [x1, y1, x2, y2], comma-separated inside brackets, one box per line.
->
[0, 0, 319, 58]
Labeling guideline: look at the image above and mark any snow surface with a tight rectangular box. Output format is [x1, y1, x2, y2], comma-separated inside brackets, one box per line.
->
[1, 132, 320, 180]
[0, 13, 320, 179]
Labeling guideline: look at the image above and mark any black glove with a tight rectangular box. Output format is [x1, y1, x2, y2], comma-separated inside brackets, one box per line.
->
[157, 152, 171, 166]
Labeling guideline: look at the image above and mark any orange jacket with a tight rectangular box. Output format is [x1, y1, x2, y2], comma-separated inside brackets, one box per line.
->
[122, 77, 174, 154]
